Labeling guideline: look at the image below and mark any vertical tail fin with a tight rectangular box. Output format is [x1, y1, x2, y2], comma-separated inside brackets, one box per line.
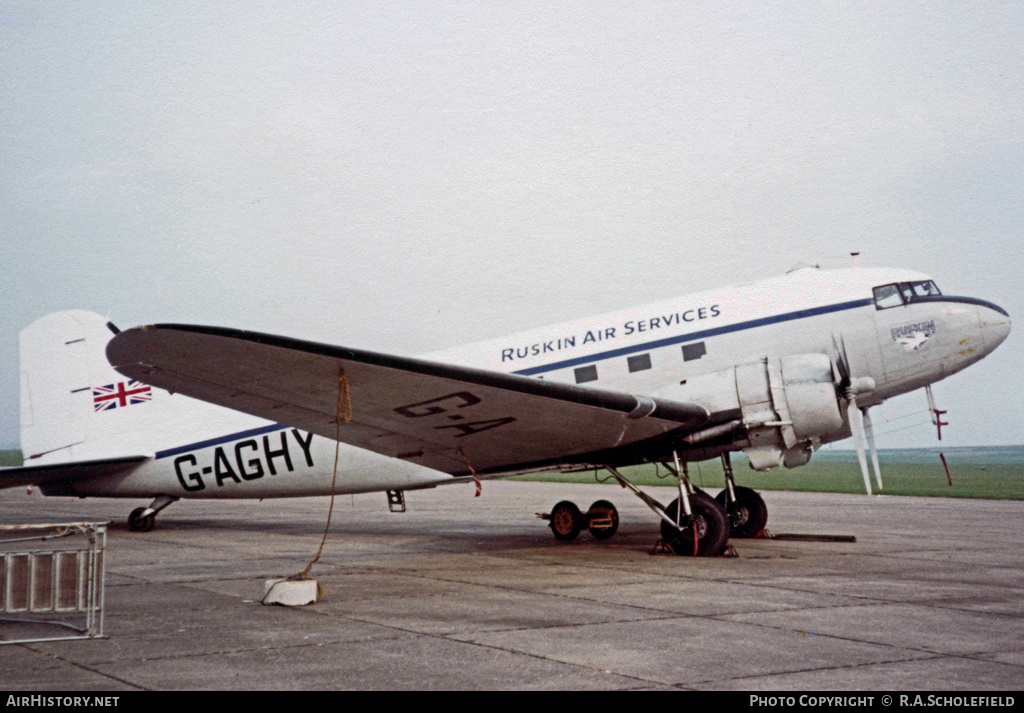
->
[20, 310, 256, 464]
[20, 311, 123, 461]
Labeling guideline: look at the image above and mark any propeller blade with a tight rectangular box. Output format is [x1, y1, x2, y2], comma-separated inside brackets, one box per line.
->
[862, 407, 883, 490]
[833, 333, 877, 495]
[831, 334, 850, 385]
[848, 396, 873, 495]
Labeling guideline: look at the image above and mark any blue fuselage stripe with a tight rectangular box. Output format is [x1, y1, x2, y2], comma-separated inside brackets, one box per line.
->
[151, 298, 875, 457]
[155, 423, 288, 460]
[512, 298, 874, 376]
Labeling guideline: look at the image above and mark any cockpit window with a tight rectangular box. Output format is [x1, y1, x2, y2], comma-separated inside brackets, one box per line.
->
[873, 281, 942, 309]
[873, 284, 904, 309]
[910, 280, 941, 297]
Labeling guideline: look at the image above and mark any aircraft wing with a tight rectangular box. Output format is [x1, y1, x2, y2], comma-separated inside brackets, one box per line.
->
[107, 325, 710, 476]
[0, 455, 149, 490]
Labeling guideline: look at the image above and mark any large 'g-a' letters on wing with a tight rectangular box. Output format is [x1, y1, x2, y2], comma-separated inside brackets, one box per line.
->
[106, 325, 710, 476]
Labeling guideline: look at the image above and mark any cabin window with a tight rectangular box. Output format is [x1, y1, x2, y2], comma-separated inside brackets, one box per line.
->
[574, 365, 598, 383]
[682, 342, 706, 361]
[627, 353, 652, 372]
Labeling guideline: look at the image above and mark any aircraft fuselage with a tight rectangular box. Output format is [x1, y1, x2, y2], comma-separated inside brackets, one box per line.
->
[28, 266, 1012, 499]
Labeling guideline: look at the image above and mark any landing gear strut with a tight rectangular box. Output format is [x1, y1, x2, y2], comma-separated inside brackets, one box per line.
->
[657, 455, 730, 556]
[542, 452, 768, 555]
[715, 452, 768, 538]
[660, 491, 729, 556]
[567, 454, 729, 556]
[128, 495, 178, 532]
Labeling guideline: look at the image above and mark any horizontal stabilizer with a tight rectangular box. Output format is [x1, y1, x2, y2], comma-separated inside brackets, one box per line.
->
[0, 455, 149, 490]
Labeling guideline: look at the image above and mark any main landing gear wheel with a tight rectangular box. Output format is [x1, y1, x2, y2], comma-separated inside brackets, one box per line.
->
[128, 507, 155, 533]
[660, 492, 729, 556]
[549, 500, 584, 541]
[716, 486, 768, 538]
[586, 500, 619, 540]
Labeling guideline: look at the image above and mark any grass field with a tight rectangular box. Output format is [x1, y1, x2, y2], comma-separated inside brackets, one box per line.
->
[3, 447, 1022, 500]
[514, 446, 1024, 501]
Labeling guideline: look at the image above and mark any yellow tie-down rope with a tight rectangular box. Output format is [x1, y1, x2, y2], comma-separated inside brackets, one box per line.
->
[264, 368, 351, 602]
[297, 368, 351, 577]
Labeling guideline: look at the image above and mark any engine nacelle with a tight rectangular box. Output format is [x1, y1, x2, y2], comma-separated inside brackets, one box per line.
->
[653, 353, 844, 470]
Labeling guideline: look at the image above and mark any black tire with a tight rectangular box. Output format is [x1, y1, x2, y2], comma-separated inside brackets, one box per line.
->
[587, 500, 619, 540]
[660, 491, 729, 556]
[715, 486, 768, 538]
[550, 501, 583, 541]
[128, 507, 155, 533]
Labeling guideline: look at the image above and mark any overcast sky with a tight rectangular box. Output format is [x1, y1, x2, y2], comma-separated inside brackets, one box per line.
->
[2, 2, 1021, 450]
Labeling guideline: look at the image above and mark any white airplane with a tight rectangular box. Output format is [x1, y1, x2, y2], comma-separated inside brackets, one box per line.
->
[4, 265, 1011, 556]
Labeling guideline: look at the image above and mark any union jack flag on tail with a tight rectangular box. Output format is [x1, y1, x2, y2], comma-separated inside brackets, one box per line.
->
[93, 380, 152, 412]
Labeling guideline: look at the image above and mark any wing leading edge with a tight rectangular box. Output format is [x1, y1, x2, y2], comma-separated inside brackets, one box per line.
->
[107, 325, 710, 475]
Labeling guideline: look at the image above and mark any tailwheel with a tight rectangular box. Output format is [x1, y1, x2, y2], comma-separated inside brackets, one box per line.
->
[715, 486, 768, 538]
[128, 507, 155, 533]
[549, 500, 584, 541]
[586, 500, 619, 540]
[127, 495, 178, 533]
[660, 492, 729, 556]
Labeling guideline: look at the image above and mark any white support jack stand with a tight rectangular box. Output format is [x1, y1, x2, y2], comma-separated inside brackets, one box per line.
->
[262, 578, 320, 607]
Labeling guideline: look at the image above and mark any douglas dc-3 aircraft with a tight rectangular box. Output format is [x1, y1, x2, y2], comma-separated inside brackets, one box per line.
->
[3, 265, 1011, 556]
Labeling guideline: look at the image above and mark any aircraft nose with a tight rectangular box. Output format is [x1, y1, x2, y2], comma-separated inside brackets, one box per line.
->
[978, 301, 1011, 352]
